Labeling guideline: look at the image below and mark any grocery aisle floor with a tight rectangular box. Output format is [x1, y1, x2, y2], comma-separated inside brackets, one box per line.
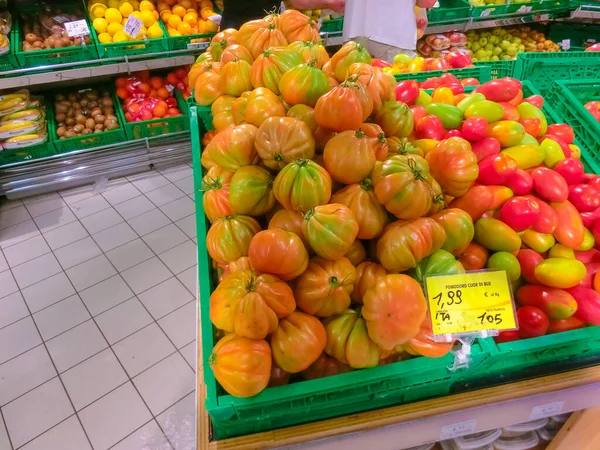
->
[0, 164, 198, 450]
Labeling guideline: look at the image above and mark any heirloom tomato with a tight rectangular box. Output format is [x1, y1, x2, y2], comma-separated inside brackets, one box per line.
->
[464, 100, 504, 123]
[268, 209, 309, 249]
[411, 249, 465, 284]
[376, 218, 446, 273]
[210, 270, 295, 339]
[331, 180, 389, 240]
[323, 129, 377, 184]
[206, 215, 261, 264]
[344, 240, 367, 266]
[404, 319, 455, 358]
[517, 286, 577, 320]
[411, 105, 427, 125]
[279, 62, 331, 107]
[426, 137, 478, 197]
[245, 88, 286, 127]
[220, 44, 253, 66]
[387, 137, 424, 158]
[279, 9, 320, 42]
[301, 353, 352, 380]
[255, 117, 315, 170]
[216, 256, 253, 283]
[372, 155, 435, 219]
[314, 79, 372, 132]
[330, 41, 372, 82]
[474, 218, 521, 252]
[551, 201, 585, 249]
[517, 249, 544, 284]
[245, 23, 288, 59]
[211, 95, 235, 133]
[495, 330, 520, 343]
[459, 242, 489, 270]
[194, 71, 224, 106]
[449, 185, 495, 221]
[210, 334, 271, 397]
[189, 60, 220, 88]
[250, 47, 304, 95]
[535, 258, 586, 289]
[351, 261, 389, 304]
[202, 166, 234, 223]
[375, 101, 414, 138]
[248, 229, 308, 280]
[486, 251, 521, 282]
[209, 37, 231, 61]
[269, 363, 290, 388]
[431, 208, 474, 256]
[568, 286, 600, 325]
[303, 204, 359, 260]
[521, 230, 555, 253]
[273, 159, 332, 212]
[415, 115, 445, 140]
[286, 104, 317, 132]
[325, 309, 381, 368]
[362, 274, 428, 350]
[498, 196, 541, 232]
[271, 311, 327, 373]
[487, 121, 525, 148]
[287, 41, 330, 68]
[548, 316, 586, 334]
[236, 19, 269, 48]
[221, 60, 253, 97]
[229, 166, 276, 216]
[348, 63, 395, 111]
[517, 306, 549, 338]
[569, 184, 600, 212]
[231, 94, 248, 125]
[461, 117, 488, 141]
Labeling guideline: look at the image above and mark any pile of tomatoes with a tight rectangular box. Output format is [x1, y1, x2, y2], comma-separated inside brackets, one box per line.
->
[192, 11, 600, 399]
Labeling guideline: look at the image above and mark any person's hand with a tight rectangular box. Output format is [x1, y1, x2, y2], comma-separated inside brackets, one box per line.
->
[326, 0, 346, 13]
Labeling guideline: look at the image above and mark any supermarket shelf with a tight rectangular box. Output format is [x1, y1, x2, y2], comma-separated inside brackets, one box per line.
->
[196, 364, 600, 450]
[0, 132, 192, 199]
[426, 12, 555, 33]
[570, 4, 600, 19]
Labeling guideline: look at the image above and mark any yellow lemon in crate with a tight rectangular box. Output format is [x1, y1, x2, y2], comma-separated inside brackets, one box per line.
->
[107, 22, 123, 35]
[135, 26, 147, 39]
[168, 14, 182, 29]
[147, 22, 164, 38]
[105, 8, 122, 23]
[93, 17, 109, 33]
[119, 1, 133, 17]
[113, 30, 130, 42]
[98, 32, 113, 43]
[140, 0, 155, 11]
[140, 10, 155, 27]
[205, 18, 217, 32]
[131, 10, 142, 19]
[107, 0, 120, 8]
[89, 2, 107, 18]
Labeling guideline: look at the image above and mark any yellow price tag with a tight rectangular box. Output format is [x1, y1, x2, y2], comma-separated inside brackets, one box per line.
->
[425, 270, 517, 336]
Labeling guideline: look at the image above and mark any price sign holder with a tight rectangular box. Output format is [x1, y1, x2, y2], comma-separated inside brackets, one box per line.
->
[64, 20, 90, 38]
[123, 15, 143, 39]
[424, 270, 518, 371]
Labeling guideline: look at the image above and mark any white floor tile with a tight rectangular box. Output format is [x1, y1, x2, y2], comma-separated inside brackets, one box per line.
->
[0, 345, 56, 406]
[158, 241, 197, 275]
[79, 382, 152, 450]
[0, 198, 23, 211]
[143, 224, 188, 255]
[0, 291, 29, 329]
[69, 195, 111, 219]
[54, 237, 102, 270]
[3, 235, 51, 268]
[160, 197, 195, 223]
[113, 323, 176, 377]
[160, 165, 193, 183]
[114, 196, 156, 220]
[127, 208, 171, 236]
[0, 317, 41, 365]
[34, 206, 77, 234]
[146, 184, 185, 208]
[43, 221, 89, 250]
[156, 393, 196, 450]
[33, 295, 90, 341]
[0, 205, 31, 230]
[175, 215, 196, 239]
[79, 275, 134, 317]
[138, 277, 193, 321]
[61, 348, 128, 411]
[0, 220, 40, 249]
[25, 194, 67, 219]
[176, 266, 197, 296]
[79, 207, 124, 235]
[22, 272, 76, 313]
[96, 298, 153, 345]
[59, 185, 95, 205]
[0, 270, 19, 300]
[2, 378, 74, 448]
[46, 320, 108, 373]
[66, 255, 117, 292]
[158, 302, 196, 349]
[121, 257, 172, 295]
[20, 415, 92, 450]
[92, 222, 137, 252]
[102, 183, 142, 206]
[12, 253, 63, 289]
[0, 250, 8, 273]
[106, 239, 154, 272]
[128, 171, 171, 194]
[0, 412, 10, 450]
[133, 353, 194, 416]
[179, 342, 197, 372]
[111, 420, 172, 450]
[173, 176, 194, 195]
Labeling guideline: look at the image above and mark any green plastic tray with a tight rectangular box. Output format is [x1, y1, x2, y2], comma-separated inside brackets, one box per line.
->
[549, 22, 600, 51]
[474, 60, 516, 79]
[0, 29, 19, 73]
[167, 32, 215, 51]
[427, 0, 471, 23]
[319, 17, 343, 37]
[513, 51, 600, 94]
[121, 90, 189, 140]
[50, 86, 127, 154]
[91, 20, 169, 61]
[395, 65, 492, 83]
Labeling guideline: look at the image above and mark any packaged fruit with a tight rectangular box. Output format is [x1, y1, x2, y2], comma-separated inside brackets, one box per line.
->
[446, 32, 467, 47]
[2, 132, 47, 149]
[20, 6, 91, 51]
[425, 34, 451, 51]
[0, 119, 41, 140]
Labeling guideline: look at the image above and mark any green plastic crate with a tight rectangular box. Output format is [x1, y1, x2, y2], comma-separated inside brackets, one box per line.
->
[394, 65, 492, 83]
[121, 90, 189, 140]
[513, 51, 600, 94]
[0, 29, 20, 73]
[91, 20, 169, 61]
[319, 17, 343, 37]
[50, 86, 128, 154]
[549, 22, 600, 51]
[474, 60, 516, 79]
[168, 32, 214, 51]
[428, 0, 471, 23]
[189, 106, 490, 440]
[470, 3, 510, 19]
[544, 79, 600, 174]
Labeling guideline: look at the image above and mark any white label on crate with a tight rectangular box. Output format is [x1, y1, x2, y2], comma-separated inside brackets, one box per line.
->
[440, 420, 477, 440]
[123, 15, 143, 38]
[187, 42, 209, 50]
[166, 84, 174, 93]
[208, 14, 222, 25]
[65, 20, 90, 37]
[561, 39, 571, 50]
[530, 402, 564, 420]
[517, 5, 532, 13]
[480, 8, 493, 17]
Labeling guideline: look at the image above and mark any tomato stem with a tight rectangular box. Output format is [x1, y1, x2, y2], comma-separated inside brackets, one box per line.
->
[274, 153, 284, 162]
[295, 158, 309, 167]
[407, 157, 427, 181]
[360, 178, 373, 191]
[355, 129, 366, 138]
[329, 276, 340, 287]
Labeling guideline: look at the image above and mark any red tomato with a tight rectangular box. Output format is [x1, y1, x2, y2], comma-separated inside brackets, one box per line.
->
[475, 78, 521, 102]
[477, 153, 518, 185]
[445, 129, 464, 139]
[446, 51, 472, 69]
[394, 80, 420, 105]
[519, 118, 541, 137]
[461, 78, 480, 86]
[548, 317, 586, 334]
[472, 137, 501, 162]
[580, 207, 600, 229]
[539, 134, 572, 158]
[420, 77, 440, 90]
[411, 105, 427, 125]
[415, 115, 445, 140]
[527, 197, 558, 234]
[554, 158, 585, 185]
[439, 73, 460, 86]
[517, 249, 544, 284]
[447, 83, 465, 95]
[531, 167, 569, 202]
[372, 58, 392, 68]
[569, 184, 600, 212]
[461, 116, 488, 141]
[546, 124, 575, 145]
[523, 95, 544, 109]
[568, 286, 600, 325]
[505, 169, 533, 195]
[498, 196, 541, 232]
[498, 102, 520, 121]
[458, 242, 488, 270]
[517, 306, 549, 338]
[495, 330, 520, 343]
[551, 200, 586, 249]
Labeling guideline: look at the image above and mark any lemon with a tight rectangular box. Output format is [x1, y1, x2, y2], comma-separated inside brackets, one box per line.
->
[105, 8, 122, 23]
[93, 17, 109, 33]
[89, 3, 107, 18]
[113, 30, 130, 42]
[119, 1, 133, 17]
[131, 11, 142, 19]
[140, 10, 155, 27]
[98, 32, 113, 43]
[135, 26, 147, 40]
[147, 22, 164, 38]
[107, 0, 120, 8]
[130, 0, 140, 9]
[168, 28, 182, 37]
[140, 0, 155, 11]
[107, 22, 123, 35]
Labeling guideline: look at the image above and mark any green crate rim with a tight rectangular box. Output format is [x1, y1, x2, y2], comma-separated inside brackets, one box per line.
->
[394, 65, 492, 83]
[0, 28, 20, 72]
[473, 60, 516, 79]
[167, 31, 215, 51]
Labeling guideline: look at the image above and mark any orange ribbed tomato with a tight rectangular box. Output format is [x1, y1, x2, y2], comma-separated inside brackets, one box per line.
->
[220, 59, 253, 97]
[268, 209, 309, 249]
[351, 261, 389, 304]
[323, 129, 377, 185]
[194, 71, 223, 106]
[344, 239, 367, 266]
[314, 80, 373, 132]
[279, 62, 331, 108]
[232, 92, 249, 125]
[330, 41, 372, 82]
[229, 165, 276, 217]
[302, 203, 359, 260]
[286, 104, 317, 132]
[206, 215, 261, 264]
[246, 23, 288, 59]
[209, 334, 271, 397]
[248, 229, 309, 280]
[403, 319, 455, 358]
[220, 44, 253, 65]
[202, 165, 234, 223]
[273, 159, 332, 212]
[279, 9, 320, 42]
[287, 41, 330, 68]
[210, 95, 235, 133]
[250, 47, 304, 95]
[216, 256, 254, 283]
[426, 137, 479, 197]
[245, 88, 287, 127]
[346, 63, 395, 112]
[255, 116, 315, 171]
[300, 352, 352, 380]
[205, 124, 259, 171]
[294, 256, 357, 317]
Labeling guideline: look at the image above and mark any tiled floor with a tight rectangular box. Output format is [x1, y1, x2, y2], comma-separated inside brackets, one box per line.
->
[0, 165, 198, 450]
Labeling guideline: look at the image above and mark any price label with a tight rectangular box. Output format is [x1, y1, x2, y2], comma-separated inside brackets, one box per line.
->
[480, 8, 493, 17]
[561, 39, 571, 50]
[64, 20, 90, 37]
[208, 14, 222, 25]
[187, 42, 209, 51]
[425, 271, 517, 336]
[517, 5, 532, 13]
[440, 420, 477, 440]
[123, 15, 143, 38]
[530, 402, 564, 420]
